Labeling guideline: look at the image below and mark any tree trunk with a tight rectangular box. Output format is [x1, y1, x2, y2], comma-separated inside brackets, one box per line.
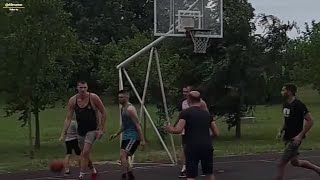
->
[34, 108, 40, 149]
[27, 105, 34, 159]
[235, 113, 241, 138]
[143, 112, 147, 142]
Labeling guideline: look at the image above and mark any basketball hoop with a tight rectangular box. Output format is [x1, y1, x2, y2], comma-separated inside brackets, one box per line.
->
[186, 28, 212, 53]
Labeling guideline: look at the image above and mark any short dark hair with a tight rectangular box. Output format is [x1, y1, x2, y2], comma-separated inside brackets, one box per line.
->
[77, 80, 87, 84]
[283, 83, 297, 95]
[183, 85, 194, 90]
[119, 90, 129, 96]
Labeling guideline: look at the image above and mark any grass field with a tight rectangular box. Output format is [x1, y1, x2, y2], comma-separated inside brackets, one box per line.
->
[1, 87, 320, 172]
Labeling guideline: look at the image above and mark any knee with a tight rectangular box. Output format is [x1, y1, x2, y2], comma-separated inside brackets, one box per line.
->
[120, 150, 128, 160]
[290, 160, 300, 167]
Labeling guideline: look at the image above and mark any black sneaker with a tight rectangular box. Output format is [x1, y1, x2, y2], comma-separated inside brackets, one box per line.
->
[178, 171, 186, 178]
[64, 170, 70, 176]
[128, 171, 135, 180]
[121, 173, 127, 180]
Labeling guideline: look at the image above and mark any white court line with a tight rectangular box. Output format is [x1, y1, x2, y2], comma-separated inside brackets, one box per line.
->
[213, 155, 320, 165]
[47, 177, 75, 180]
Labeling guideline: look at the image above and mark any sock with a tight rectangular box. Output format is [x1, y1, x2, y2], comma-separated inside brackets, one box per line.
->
[92, 167, 97, 174]
[181, 165, 186, 172]
[79, 172, 85, 177]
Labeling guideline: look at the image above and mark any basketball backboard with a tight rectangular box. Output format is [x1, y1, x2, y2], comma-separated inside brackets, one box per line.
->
[154, 0, 223, 38]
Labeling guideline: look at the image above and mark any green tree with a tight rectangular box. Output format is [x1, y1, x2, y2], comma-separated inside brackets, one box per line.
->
[0, 0, 79, 154]
[290, 21, 320, 91]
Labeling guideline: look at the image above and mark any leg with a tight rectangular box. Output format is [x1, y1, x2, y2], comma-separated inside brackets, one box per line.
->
[64, 154, 71, 175]
[79, 142, 92, 177]
[179, 136, 187, 178]
[185, 146, 199, 180]
[200, 146, 215, 180]
[290, 157, 320, 174]
[64, 140, 73, 175]
[78, 131, 97, 179]
[276, 141, 298, 180]
[120, 139, 140, 180]
[120, 149, 130, 179]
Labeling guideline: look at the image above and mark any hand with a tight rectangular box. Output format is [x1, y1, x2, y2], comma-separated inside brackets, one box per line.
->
[96, 130, 104, 140]
[109, 134, 118, 141]
[163, 124, 172, 133]
[140, 140, 146, 151]
[59, 135, 65, 141]
[292, 135, 303, 146]
[275, 131, 283, 140]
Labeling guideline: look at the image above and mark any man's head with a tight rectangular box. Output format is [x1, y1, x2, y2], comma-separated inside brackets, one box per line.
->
[281, 83, 297, 98]
[77, 80, 88, 95]
[182, 85, 193, 98]
[187, 91, 201, 106]
[118, 90, 130, 105]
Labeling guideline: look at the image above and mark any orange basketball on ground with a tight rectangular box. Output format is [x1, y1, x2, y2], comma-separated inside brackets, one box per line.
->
[49, 160, 64, 172]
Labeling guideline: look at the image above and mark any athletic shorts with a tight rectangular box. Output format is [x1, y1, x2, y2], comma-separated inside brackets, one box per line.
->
[121, 139, 140, 156]
[181, 135, 186, 147]
[65, 139, 81, 155]
[78, 130, 97, 150]
[281, 140, 301, 162]
[184, 145, 214, 178]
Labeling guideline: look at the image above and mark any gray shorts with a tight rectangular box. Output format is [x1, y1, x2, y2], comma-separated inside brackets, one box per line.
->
[78, 130, 97, 150]
[281, 141, 301, 162]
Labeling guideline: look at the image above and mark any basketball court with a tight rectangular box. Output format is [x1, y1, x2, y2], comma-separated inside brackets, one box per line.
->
[1, 152, 320, 180]
[2, 1, 319, 180]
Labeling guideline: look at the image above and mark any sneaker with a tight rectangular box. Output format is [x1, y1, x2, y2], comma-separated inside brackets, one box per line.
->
[121, 173, 127, 180]
[178, 171, 186, 178]
[128, 171, 135, 180]
[78, 175, 84, 180]
[91, 172, 98, 180]
[64, 170, 70, 176]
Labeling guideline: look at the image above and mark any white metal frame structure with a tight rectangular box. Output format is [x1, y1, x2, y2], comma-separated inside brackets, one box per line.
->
[116, 0, 223, 167]
[117, 48, 177, 166]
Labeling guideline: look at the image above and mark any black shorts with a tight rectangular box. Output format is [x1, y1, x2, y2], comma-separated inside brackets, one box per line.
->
[184, 145, 213, 178]
[65, 139, 81, 155]
[121, 139, 140, 156]
[181, 135, 186, 146]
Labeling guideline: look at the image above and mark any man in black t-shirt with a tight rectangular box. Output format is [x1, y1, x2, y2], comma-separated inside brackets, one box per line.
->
[166, 91, 219, 180]
[275, 83, 320, 180]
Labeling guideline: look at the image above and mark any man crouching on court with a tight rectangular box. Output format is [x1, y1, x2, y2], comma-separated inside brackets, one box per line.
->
[165, 91, 219, 180]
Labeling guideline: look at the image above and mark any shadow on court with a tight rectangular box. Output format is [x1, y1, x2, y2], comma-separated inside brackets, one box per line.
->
[1, 152, 320, 180]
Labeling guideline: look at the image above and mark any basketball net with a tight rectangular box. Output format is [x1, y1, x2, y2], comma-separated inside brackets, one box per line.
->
[186, 28, 211, 53]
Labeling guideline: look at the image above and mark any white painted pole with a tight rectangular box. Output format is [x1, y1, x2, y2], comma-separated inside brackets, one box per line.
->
[116, 0, 201, 69]
[122, 69, 176, 164]
[154, 49, 177, 163]
[118, 69, 125, 164]
[139, 48, 154, 119]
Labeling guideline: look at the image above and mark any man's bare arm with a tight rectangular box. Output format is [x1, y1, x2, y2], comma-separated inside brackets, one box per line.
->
[168, 119, 186, 134]
[298, 113, 314, 138]
[92, 94, 107, 132]
[210, 120, 220, 137]
[127, 106, 145, 142]
[60, 97, 75, 137]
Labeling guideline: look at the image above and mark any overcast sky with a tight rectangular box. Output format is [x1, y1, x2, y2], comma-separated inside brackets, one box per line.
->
[249, 0, 320, 38]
